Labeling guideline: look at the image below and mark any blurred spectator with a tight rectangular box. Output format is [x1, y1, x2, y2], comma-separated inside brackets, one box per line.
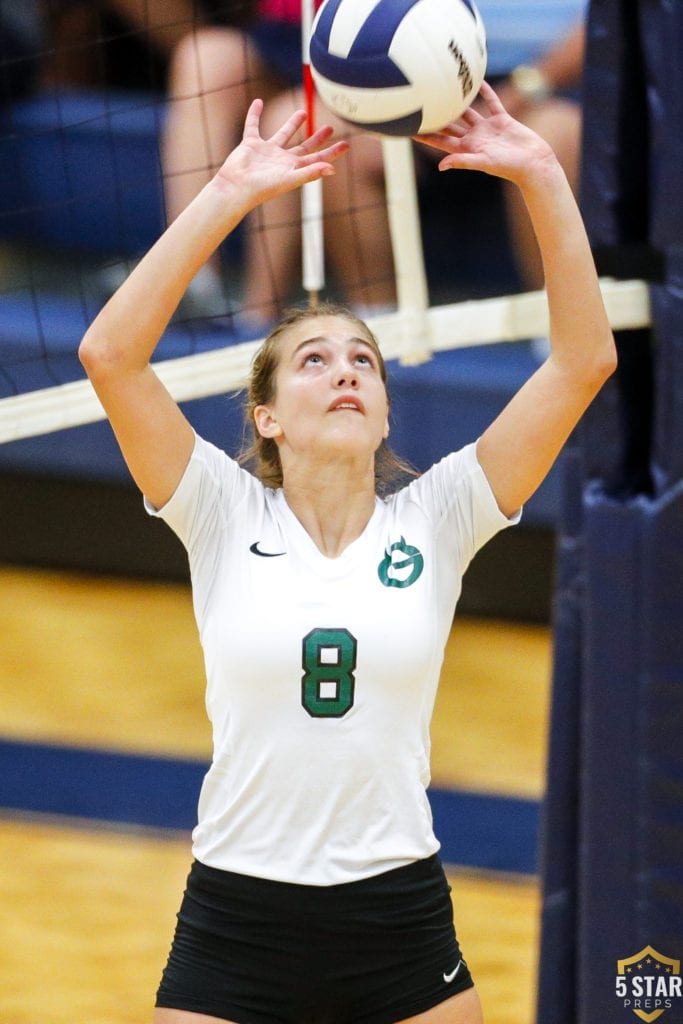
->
[40, 0, 253, 90]
[494, 21, 585, 291]
[414, 7, 585, 300]
[0, 4, 45, 285]
[35, 1, 584, 317]
[0, 4, 44, 102]
[161, 1, 396, 326]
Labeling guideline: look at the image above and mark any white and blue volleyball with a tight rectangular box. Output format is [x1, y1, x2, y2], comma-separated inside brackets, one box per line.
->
[309, 0, 487, 136]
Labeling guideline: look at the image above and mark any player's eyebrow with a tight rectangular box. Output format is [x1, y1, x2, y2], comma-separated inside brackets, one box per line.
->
[291, 335, 377, 356]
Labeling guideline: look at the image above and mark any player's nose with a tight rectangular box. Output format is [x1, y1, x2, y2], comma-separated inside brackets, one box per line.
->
[333, 358, 359, 388]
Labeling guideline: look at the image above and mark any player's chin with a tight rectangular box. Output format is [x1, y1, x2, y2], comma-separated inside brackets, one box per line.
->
[323, 422, 380, 454]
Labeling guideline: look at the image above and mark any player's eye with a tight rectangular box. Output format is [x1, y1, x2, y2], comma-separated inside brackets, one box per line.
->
[354, 351, 377, 369]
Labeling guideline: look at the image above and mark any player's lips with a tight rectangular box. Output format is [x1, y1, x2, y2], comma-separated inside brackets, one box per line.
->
[328, 395, 365, 413]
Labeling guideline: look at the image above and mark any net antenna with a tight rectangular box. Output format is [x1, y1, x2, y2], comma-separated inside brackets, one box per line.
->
[301, 0, 324, 308]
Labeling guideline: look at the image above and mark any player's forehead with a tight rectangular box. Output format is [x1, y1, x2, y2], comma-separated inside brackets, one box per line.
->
[270, 311, 389, 385]
[279, 314, 378, 354]
[290, 314, 345, 336]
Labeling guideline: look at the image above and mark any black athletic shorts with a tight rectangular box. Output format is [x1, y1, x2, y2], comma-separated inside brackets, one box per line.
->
[155, 854, 474, 1024]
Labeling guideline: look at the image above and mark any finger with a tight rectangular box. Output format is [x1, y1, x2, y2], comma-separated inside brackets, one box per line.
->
[288, 161, 339, 188]
[414, 129, 463, 152]
[419, 121, 468, 141]
[242, 97, 264, 138]
[299, 139, 349, 166]
[478, 80, 506, 115]
[443, 123, 469, 138]
[269, 108, 308, 146]
[459, 105, 482, 126]
[413, 133, 447, 150]
[438, 151, 481, 172]
[297, 124, 336, 153]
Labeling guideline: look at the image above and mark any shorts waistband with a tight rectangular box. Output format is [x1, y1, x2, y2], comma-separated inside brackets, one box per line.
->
[187, 853, 446, 914]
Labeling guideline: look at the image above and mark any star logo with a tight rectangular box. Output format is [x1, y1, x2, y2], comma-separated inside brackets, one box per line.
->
[616, 946, 682, 1022]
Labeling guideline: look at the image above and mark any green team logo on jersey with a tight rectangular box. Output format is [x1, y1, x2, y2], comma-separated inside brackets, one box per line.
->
[377, 536, 424, 589]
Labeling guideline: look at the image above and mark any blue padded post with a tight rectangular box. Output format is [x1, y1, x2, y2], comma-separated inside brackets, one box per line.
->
[579, 0, 658, 496]
[638, 483, 683, 954]
[652, 253, 683, 491]
[540, 482, 683, 1022]
[538, 5, 683, 1021]
[578, 485, 683, 1020]
[535, 546, 582, 1021]
[580, 0, 651, 260]
[576, 488, 644, 1019]
[637, 1, 683, 252]
[535, 441, 587, 1024]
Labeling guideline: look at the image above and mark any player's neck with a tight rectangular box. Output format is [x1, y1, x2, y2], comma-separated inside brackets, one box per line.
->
[282, 460, 377, 559]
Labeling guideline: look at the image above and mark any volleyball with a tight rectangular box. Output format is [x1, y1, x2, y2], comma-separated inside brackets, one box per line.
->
[308, 0, 487, 136]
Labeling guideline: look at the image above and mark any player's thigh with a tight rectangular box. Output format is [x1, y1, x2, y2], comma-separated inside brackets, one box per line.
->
[153, 991, 483, 1024]
[154, 1008, 236, 1024]
[397, 985, 484, 1024]
[170, 26, 274, 97]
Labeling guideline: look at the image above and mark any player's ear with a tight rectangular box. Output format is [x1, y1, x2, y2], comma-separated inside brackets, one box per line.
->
[254, 405, 283, 439]
[383, 413, 390, 439]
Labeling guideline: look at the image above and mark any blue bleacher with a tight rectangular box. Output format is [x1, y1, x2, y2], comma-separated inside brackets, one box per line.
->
[0, 89, 165, 253]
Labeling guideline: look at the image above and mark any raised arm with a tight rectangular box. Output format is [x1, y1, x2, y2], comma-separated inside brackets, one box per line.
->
[416, 82, 616, 518]
[79, 100, 348, 510]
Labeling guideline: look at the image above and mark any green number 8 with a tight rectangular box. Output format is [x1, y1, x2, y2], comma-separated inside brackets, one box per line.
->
[301, 627, 357, 718]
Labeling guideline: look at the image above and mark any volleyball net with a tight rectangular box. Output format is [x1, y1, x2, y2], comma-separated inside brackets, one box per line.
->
[0, 0, 650, 449]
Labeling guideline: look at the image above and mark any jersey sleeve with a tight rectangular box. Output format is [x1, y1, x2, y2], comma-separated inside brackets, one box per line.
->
[143, 433, 255, 552]
[406, 440, 521, 573]
[144, 435, 265, 628]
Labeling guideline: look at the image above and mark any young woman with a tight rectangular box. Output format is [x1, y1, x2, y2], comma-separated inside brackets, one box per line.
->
[79, 83, 616, 1024]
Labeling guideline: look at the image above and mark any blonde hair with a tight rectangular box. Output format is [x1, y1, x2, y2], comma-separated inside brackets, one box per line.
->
[239, 302, 417, 495]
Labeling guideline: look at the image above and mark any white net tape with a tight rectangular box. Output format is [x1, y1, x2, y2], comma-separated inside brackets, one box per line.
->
[0, 277, 650, 444]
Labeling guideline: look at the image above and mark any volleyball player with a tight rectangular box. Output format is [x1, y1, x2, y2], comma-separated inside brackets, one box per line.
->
[79, 83, 616, 1024]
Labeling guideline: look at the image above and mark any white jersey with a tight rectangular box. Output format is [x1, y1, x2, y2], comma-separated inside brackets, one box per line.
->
[147, 434, 519, 885]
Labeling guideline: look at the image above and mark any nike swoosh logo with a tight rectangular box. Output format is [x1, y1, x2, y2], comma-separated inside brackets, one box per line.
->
[443, 960, 463, 984]
[249, 542, 286, 558]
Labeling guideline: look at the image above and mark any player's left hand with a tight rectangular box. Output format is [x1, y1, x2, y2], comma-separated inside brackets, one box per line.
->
[414, 81, 558, 188]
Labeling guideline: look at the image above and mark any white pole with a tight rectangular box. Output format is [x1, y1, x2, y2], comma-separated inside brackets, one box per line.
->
[301, 0, 325, 305]
[381, 136, 431, 364]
